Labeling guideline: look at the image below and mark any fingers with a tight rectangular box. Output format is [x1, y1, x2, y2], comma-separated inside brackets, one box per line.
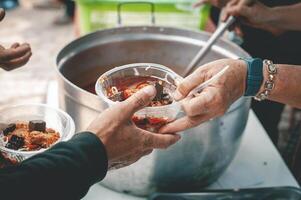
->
[221, 0, 254, 21]
[181, 89, 215, 117]
[159, 115, 206, 133]
[120, 85, 156, 118]
[220, 0, 239, 22]
[193, 0, 208, 8]
[0, 43, 31, 62]
[160, 88, 229, 133]
[142, 131, 181, 149]
[11, 43, 20, 49]
[1, 51, 32, 71]
[173, 66, 208, 101]
[0, 8, 5, 21]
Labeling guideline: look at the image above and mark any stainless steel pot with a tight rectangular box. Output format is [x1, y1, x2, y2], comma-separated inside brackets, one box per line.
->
[56, 26, 251, 196]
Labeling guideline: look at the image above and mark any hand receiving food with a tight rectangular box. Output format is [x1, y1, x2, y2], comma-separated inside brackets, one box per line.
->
[160, 59, 247, 133]
[87, 85, 181, 169]
[0, 8, 32, 71]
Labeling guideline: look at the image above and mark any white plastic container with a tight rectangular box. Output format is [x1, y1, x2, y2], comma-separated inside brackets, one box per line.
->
[95, 63, 182, 132]
[0, 104, 75, 163]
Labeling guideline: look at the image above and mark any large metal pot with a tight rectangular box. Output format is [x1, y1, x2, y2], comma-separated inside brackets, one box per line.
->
[56, 26, 251, 196]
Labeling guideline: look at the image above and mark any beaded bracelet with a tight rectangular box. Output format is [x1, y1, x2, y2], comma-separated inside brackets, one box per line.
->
[254, 59, 277, 101]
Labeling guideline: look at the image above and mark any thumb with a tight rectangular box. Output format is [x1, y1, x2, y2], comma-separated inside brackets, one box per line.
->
[121, 85, 157, 119]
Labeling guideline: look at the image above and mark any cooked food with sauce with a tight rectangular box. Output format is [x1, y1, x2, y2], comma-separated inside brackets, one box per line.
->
[0, 120, 60, 151]
[106, 76, 174, 106]
[104, 76, 175, 132]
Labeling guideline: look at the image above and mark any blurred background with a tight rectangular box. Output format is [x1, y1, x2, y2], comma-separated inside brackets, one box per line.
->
[0, 0, 74, 106]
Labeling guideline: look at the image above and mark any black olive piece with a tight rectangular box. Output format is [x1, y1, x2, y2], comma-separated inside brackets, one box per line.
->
[2, 124, 16, 136]
[6, 135, 24, 150]
[154, 82, 164, 101]
[29, 120, 46, 132]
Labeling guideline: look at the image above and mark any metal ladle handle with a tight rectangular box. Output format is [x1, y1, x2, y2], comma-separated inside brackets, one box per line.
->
[117, 2, 156, 26]
[183, 16, 236, 77]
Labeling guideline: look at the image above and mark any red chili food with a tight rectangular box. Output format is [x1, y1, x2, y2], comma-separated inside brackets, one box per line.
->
[106, 76, 173, 105]
[105, 76, 175, 132]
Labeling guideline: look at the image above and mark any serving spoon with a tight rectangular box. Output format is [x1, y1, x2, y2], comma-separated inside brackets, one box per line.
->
[183, 0, 256, 76]
[183, 16, 236, 77]
[105, 15, 237, 102]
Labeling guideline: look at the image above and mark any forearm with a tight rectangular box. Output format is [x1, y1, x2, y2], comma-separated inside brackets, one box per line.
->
[0, 132, 108, 200]
[260, 64, 301, 108]
[268, 3, 301, 31]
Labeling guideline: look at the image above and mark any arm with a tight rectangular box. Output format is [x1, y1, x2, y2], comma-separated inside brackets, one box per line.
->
[268, 3, 301, 31]
[0, 132, 108, 200]
[261, 63, 301, 108]
[0, 86, 180, 199]
[0, 8, 32, 71]
[160, 59, 301, 133]
[222, 1, 301, 33]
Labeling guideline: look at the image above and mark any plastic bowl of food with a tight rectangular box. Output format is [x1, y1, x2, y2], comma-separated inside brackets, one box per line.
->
[0, 104, 75, 166]
[95, 63, 183, 132]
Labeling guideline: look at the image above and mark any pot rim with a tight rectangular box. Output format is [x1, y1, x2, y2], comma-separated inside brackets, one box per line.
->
[55, 26, 251, 112]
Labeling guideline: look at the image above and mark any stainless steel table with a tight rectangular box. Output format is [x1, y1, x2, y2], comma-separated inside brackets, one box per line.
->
[46, 82, 299, 200]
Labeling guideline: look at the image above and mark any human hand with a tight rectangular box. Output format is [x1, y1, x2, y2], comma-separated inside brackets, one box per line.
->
[221, 0, 284, 35]
[87, 85, 181, 169]
[159, 59, 247, 133]
[194, 0, 231, 8]
[0, 9, 32, 71]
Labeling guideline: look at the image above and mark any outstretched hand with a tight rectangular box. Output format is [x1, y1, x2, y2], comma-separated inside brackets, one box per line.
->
[160, 59, 247, 133]
[87, 85, 181, 169]
[0, 8, 32, 71]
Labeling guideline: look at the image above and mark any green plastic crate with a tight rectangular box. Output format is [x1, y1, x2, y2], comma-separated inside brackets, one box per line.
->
[75, 0, 211, 35]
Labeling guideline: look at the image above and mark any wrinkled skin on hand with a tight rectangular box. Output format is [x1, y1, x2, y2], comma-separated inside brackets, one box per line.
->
[87, 85, 181, 170]
[0, 8, 32, 71]
[160, 59, 247, 134]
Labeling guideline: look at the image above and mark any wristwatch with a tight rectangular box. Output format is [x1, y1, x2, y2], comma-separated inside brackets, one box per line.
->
[241, 58, 263, 97]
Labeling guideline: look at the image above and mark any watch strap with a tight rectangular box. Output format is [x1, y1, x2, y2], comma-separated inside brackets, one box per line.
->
[241, 58, 263, 97]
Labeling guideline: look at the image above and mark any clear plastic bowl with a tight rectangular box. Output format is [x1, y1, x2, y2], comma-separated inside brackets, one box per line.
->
[0, 104, 75, 163]
[95, 63, 183, 132]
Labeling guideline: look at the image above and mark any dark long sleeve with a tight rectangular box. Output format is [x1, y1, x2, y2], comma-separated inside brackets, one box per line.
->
[0, 132, 108, 200]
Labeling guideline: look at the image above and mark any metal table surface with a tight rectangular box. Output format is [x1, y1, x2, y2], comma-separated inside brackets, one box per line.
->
[46, 82, 299, 200]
